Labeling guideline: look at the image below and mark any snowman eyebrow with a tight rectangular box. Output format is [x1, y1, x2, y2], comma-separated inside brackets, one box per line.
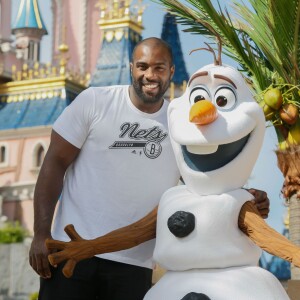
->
[214, 74, 237, 89]
[188, 71, 208, 86]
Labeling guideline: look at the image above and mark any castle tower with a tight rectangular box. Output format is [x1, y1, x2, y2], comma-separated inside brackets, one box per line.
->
[12, 0, 47, 62]
[90, 0, 144, 87]
[51, 0, 100, 74]
[0, 0, 20, 83]
[161, 13, 189, 99]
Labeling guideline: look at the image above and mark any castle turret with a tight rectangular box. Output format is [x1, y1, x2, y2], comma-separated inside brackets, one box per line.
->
[0, 44, 88, 131]
[161, 13, 189, 85]
[161, 13, 189, 99]
[90, 0, 144, 87]
[12, 0, 47, 62]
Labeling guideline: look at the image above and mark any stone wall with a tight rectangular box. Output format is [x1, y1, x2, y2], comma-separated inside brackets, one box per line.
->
[0, 241, 39, 300]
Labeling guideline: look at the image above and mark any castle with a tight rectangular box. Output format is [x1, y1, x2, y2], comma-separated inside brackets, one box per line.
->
[0, 0, 188, 233]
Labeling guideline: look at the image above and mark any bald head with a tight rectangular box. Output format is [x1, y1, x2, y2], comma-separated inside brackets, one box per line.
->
[131, 37, 174, 66]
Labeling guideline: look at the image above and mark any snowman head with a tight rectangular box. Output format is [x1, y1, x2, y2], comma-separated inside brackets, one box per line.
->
[168, 63, 265, 195]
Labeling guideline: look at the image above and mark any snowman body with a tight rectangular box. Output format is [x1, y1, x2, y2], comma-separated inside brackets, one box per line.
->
[153, 186, 260, 271]
[144, 186, 288, 300]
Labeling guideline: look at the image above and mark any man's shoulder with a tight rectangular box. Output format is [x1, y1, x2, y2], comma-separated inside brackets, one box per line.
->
[90, 85, 128, 94]
[88, 85, 128, 106]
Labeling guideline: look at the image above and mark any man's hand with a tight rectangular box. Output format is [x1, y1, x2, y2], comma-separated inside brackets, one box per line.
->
[29, 234, 53, 279]
[247, 188, 270, 219]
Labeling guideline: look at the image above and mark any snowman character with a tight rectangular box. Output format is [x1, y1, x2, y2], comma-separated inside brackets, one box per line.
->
[144, 62, 291, 300]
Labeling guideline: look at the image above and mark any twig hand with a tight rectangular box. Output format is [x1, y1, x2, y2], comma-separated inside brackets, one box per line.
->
[46, 224, 95, 278]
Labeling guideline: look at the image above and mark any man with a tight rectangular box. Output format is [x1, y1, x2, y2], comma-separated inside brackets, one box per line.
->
[29, 37, 269, 300]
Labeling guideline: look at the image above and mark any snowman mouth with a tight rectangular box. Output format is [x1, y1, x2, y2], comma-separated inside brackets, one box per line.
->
[181, 134, 250, 172]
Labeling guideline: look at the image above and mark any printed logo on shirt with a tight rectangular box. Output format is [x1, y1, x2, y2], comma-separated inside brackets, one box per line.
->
[109, 122, 168, 159]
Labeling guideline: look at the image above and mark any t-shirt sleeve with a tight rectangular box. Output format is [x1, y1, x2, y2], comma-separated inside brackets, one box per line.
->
[53, 87, 95, 149]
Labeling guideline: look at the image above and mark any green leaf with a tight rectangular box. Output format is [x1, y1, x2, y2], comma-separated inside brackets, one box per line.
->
[155, 0, 300, 94]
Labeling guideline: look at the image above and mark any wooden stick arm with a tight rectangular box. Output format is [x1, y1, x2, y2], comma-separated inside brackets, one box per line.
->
[90, 206, 157, 253]
[238, 201, 300, 266]
[46, 206, 158, 278]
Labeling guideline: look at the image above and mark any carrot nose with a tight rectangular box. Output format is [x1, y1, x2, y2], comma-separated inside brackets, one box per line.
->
[189, 100, 218, 125]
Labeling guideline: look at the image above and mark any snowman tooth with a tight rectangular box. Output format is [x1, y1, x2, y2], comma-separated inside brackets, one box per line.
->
[186, 145, 218, 154]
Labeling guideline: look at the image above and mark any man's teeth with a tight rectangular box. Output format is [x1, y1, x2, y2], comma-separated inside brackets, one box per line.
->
[186, 145, 218, 154]
[144, 84, 158, 89]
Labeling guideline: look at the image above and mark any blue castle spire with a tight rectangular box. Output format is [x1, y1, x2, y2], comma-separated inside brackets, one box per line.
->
[90, 1, 143, 87]
[12, 0, 47, 33]
[161, 13, 189, 85]
[12, 0, 47, 61]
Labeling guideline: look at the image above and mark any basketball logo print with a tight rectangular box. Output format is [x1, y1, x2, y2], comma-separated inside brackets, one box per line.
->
[110, 122, 167, 159]
[144, 141, 162, 159]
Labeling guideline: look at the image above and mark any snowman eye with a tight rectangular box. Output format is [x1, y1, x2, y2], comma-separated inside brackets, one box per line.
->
[214, 87, 236, 111]
[189, 87, 210, 105]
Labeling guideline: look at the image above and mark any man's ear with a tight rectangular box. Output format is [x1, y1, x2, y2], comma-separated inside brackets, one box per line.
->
[130, 62, 133, 74]
[170, 65, 175, 80]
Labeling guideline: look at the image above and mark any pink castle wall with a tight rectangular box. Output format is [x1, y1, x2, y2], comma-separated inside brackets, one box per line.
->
[86, 1, 103, 75]
[1, 130, 51, 232]
[0, 0, 12, 40]
[51, 0, 101, 75]
[0, 0, 22, 80]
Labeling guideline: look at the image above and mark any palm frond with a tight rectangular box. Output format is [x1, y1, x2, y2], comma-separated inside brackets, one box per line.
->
[233, 0, 300, 84]
[270, 0, 300, 83]
[155, 0, 273, 92]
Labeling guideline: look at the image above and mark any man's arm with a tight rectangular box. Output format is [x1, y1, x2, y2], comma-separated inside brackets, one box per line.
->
[29, 130, 80, 279]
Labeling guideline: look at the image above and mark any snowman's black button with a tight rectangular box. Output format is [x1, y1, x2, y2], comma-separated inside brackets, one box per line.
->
[167, 211, 195, 238]
[181, 292, 211, 300]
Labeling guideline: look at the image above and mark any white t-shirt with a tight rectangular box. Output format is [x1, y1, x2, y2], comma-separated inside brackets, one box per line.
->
[52, 85, 180, 269]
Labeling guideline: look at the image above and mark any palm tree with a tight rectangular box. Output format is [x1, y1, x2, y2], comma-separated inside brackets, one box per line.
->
[156, 0, 300, 279]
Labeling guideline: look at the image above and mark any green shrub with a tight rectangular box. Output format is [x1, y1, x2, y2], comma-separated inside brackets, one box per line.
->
[0, 221, 28, 243]
[29, 292, 39, 300]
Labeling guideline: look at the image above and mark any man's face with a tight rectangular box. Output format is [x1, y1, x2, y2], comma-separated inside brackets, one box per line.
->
[131, 43, 175, 104]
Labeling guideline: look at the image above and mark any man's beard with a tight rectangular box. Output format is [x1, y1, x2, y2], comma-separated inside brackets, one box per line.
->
[132, 78, 168, 104]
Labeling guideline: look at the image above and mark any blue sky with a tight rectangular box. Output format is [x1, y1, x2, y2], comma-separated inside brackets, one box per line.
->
[11, 0, 287, 235]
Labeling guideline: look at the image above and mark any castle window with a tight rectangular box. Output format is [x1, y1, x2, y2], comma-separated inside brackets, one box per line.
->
[0, 145, 6, 163]
[0, 143, 8, 167]
[35, 145, 45, 168]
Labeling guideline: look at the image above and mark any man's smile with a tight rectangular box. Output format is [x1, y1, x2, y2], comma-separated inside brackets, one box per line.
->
[142, 82, 160, 93]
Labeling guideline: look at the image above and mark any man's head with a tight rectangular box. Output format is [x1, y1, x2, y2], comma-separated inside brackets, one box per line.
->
[130, 37, 175, 107]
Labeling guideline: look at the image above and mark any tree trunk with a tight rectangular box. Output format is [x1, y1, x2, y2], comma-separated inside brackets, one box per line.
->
[289, 194, 300, 279]
[276, 146, 300, 280]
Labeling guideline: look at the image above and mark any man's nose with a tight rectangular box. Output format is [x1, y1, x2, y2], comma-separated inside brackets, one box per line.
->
[145, 68, 156, 79]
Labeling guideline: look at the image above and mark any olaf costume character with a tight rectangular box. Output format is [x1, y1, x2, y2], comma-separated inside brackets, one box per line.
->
[144, 63, 290, 300]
